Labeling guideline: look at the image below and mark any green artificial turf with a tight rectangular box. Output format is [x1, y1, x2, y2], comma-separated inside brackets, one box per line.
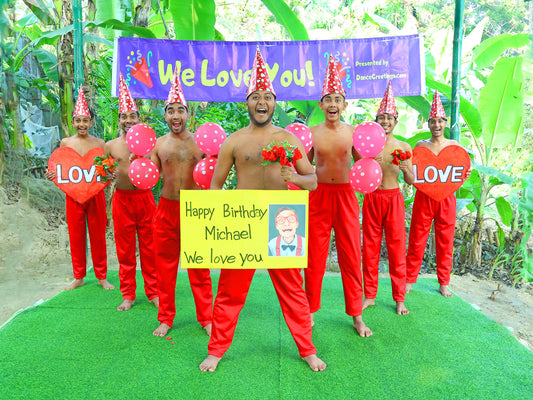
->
[1, 271, 532, 400]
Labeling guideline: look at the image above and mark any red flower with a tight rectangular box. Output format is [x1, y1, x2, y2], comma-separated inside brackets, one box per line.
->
[261, 140, 302, 167]
[95, 164, 106, 177]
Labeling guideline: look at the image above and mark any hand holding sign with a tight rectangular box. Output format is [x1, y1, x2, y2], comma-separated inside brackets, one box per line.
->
[126, 124, 156, 156]
[48, 147, 109, 204]
[195, 123, 226, 156]
[412, 145, 470, 202]
[353, 122, 386, 158]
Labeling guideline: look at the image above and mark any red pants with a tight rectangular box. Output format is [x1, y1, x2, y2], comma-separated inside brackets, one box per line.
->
[362, 188, 406, 302]
[153, 197, 213, 328]
[65, 192, 107, 280]
[208, 268, 316, 358]
[306, 183, 363, 316]
[406, 191, 456, 286]
[112, 189, 157, 301]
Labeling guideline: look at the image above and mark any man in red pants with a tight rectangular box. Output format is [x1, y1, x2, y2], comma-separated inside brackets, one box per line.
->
[362, 81, 414, 315]
[105, 73, 158, 311]
[200, 48, 326, 372]
[406, 90, 461, 297]
[305, 55, 372, 336]
[45, 86, 114, 291]
[151, 68, 213, 337]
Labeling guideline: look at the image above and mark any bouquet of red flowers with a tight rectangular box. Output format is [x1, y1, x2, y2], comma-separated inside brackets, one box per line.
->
[261, 140, 303, 167]
[390, 148, 412, 166]
[94, 153, 118, 182]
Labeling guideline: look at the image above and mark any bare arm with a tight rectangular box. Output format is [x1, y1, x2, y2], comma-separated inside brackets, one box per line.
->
[151, 140, 162, 170]
[210, 139, 234, 190]
[283, 140, 317, 191]
[399, 142, 415, 185]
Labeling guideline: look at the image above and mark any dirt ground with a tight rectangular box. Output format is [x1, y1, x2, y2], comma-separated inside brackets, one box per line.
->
[1, 190, 532, 351]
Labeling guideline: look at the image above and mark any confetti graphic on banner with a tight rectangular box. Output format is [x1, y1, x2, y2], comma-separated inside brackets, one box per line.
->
[125, 50, 153, 88]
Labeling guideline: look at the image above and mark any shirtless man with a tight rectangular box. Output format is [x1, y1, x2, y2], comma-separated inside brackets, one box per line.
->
[362, 81, 414, 315]
[305, 55, 372, 337]
[406, 91, 461, 297]
[151, 69, 213, 337]
[200, 48, 326, 372]
[45, 86, 114, 291]
[104, 74, 158, 311]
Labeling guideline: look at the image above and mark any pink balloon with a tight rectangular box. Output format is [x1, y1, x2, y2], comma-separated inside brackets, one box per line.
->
[349, 158, 383, 194]
[126, 124, 157, 156]
[193, 157, 217, 190]
[286, 123, 313, 153]
[195, 123, 226, 156]
[353, 121, 386, 158]
[128, 158, 160, 190]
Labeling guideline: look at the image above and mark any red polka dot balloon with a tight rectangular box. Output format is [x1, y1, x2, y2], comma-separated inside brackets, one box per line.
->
[193, 157, 217, 190]
[349, 158, 382, 194]
[352, 121, 386, 158]
[126, 124, 157, 156]
[128, 157, 160, 189]
[195, 123, 226, 156]
[286, 123, 313, 153]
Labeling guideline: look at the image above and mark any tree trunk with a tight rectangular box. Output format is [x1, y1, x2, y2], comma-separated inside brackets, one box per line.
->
[57, 0, 74, 137]
[468, 183, 489, 266]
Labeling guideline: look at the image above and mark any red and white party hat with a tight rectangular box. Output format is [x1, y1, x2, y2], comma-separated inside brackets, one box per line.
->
[165, 65, 187, 109]
[118, 73, 138, 114]
[73, 85, 91, 118]
[321, 54, 345, 99]
[246, 47, 276, 98]
[376, 80, 397, 118]
[429, 90, 447, 120]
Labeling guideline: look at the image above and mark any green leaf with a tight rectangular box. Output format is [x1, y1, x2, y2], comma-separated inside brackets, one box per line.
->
[275, 104, 292, 128]
[471, 160, 514, 185]
[171, 0, 215, 40]
[473, 33, 530, 69]
[22, 0, 56, 26]
[495, 196, 513, 227]
[479, 57, 524, 149]
[261, 0, 309, 40]
[287, 101, 315, 117]
[31, 48, 58, 82]
[362, 12, 399, 34]
[397, 95, 430, 120]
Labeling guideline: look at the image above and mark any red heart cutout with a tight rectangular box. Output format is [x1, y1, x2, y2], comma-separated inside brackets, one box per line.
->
[412, 145, 470, 202]
[48, 147, 109, 204]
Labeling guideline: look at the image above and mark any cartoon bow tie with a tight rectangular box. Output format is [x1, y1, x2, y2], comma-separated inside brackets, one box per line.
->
[282, 245, 295, 251]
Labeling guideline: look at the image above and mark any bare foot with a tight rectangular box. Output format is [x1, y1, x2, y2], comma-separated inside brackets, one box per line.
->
[64, 279, 84, 290]
[98, 279, 115, 290]
[117, 299, 134, 311]
[405, 283, 412, 293]
[302, 354, 327, 372]
[203, 323, 212, 336]
[199, 355, 221, 372]
[149, 296, 160, 308]
[439, 285, 453, 297]
[310, 312, 314, 327]
[396, 302, 410, 315]
[353, 315, 373, 337]
[153, 323, 171, 337]
[362, 298, 375, 310]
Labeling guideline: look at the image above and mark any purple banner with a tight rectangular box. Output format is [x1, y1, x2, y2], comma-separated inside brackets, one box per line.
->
[113, 36, 424, 102]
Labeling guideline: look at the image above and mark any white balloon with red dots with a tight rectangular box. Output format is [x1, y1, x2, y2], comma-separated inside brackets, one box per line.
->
[352, 121, 386, 158]
[286, 123, 313, 153]
[128, 157, 160, 189]
[349, 158, 383, 194]
[126, 124, 156, 156]
[193, 157, 218, 190]
[195, 123, 226, 156]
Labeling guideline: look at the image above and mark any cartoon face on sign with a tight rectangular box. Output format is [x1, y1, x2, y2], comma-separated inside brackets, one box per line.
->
[48, 147, 109, 204]
[412, 145, 470, 202]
